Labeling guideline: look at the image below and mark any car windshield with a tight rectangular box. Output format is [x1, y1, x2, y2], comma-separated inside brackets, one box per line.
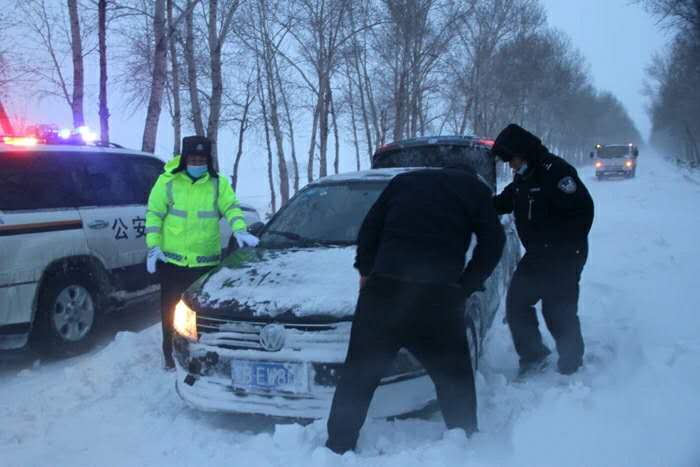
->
[259, 182, 386, 248]
[598, 146, 632, 158]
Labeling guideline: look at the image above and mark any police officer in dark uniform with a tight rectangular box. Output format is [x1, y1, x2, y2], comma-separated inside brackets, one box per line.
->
[492, 124, 594, 376]
[325, 165, 505, 454]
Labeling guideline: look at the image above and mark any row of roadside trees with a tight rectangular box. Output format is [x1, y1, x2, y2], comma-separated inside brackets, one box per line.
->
[641, 0, 700, 167]
[1, 0, 642, 212]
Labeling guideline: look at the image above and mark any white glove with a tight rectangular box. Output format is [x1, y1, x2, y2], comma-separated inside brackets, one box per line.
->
[234, 231, 260, 249]
[147, 247, 168, 274]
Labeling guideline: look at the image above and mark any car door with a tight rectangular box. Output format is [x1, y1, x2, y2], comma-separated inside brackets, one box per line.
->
[0, 153, 86, 335]
[121, 155, 166, 289]
[75, 154, 150, 282]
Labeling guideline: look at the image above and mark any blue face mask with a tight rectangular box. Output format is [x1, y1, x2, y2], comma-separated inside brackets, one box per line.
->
[187, 165, 208, 178]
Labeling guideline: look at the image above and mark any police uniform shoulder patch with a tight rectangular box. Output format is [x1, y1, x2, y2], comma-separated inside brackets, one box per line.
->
[557, 176, 577, 194]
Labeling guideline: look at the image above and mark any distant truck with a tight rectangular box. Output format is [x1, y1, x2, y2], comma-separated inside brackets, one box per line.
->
[590, 143, 639, 179]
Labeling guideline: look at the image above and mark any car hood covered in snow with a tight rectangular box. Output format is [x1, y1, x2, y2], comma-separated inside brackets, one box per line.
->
[188, 246, 359, 321]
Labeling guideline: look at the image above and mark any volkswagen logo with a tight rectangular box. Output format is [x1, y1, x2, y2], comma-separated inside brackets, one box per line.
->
[259, 324, 286, 352]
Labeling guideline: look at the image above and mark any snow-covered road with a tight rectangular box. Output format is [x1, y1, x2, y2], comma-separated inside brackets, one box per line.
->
[2, 154, 699, 467]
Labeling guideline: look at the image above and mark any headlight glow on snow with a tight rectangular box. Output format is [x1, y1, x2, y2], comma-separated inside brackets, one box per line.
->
[174, 300, 198, 341]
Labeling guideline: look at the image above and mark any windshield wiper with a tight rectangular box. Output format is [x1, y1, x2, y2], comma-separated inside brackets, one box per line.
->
[266, 230, 324, 245]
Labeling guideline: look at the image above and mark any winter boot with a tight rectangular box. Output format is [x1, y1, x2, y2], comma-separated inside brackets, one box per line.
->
[517, 347, 552, 379]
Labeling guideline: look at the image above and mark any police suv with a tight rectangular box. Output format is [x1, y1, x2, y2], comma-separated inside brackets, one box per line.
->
[0, 128, 260, 351]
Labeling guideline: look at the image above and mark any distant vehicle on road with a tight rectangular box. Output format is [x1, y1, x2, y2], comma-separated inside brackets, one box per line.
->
[591, 143, 639, 179]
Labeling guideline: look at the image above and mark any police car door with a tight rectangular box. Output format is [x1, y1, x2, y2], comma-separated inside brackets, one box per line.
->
[75, 154, 149, 283]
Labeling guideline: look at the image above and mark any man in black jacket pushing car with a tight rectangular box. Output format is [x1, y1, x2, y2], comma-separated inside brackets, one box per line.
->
[492, 124, 594, 377]
[325, 165, 505, 454]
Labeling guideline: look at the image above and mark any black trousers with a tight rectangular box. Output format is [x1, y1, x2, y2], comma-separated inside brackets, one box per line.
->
[159, 262, 212, 363]
[506, 246, 588, 373]
[326, 275, 476, 454]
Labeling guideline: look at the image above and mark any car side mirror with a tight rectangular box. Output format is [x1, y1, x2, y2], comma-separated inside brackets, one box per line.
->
[633, 149, 639, 158]
[589, 152, 594, 159]
[247, 221, 265, 237]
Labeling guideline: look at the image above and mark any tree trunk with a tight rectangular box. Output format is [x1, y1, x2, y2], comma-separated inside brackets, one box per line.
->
[261, 36, 289, 204]
[185, 0, 205, 136]
[141, 0, 168, 153]
[67, 0, 85, 128]
[273, 51, 299, 193]
[0, 99, 14, 135]
[307, 97, 321, 183]
[257, 64, 276, 214]
[348, 6, 373, 161]
[318, 77, 330, 178]
[167, 0, 181, 154]
[232, 85, 253, 190]
[330, 89, 340, 174]
[207, 0, 222, 168]
[98, 0, 109, 142]
[346, 63, 362, 171]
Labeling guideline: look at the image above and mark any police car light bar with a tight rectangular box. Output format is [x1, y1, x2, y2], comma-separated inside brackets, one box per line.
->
[3, 135, 39, 146]
[2, 124, 101, 146]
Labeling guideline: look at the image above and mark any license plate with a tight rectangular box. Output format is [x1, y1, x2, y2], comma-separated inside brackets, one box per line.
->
[231, 360, 308, 394]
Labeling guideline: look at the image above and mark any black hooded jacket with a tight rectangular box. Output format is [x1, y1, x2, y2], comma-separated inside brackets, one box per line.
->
[493, 126, 594, 254]
[355, 168, 505, 292]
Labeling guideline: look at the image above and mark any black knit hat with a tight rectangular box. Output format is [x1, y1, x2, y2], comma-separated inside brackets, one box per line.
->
[174, 135, 218, 177]
[492, 124, 544, 162]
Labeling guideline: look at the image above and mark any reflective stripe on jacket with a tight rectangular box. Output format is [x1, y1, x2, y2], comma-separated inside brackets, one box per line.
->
[145, 156, 247, 267]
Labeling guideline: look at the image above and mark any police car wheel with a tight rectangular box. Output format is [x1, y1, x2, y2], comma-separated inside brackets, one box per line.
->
[35, 274, 99, 350]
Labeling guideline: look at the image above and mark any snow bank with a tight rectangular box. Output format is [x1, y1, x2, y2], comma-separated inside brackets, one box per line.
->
[1, 154, 699, 467]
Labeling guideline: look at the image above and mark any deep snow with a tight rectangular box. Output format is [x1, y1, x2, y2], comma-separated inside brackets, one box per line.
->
[1, 154, 699, 467]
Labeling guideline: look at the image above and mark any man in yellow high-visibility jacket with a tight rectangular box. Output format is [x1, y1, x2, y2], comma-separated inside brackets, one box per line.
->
[145, 136, 259, 369]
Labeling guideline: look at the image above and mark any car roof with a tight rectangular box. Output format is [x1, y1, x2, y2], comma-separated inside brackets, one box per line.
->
[0, 143, 161, 159]
[374, 135, 490, 154]
[311, 167, 418, 185]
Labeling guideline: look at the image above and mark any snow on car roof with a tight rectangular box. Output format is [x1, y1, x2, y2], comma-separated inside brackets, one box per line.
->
[311, 167, 421, 184]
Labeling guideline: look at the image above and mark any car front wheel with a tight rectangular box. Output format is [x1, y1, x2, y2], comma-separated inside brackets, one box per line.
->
[35, 273, 99, 351]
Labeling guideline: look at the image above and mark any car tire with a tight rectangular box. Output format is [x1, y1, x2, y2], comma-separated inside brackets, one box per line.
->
[34, 271, 100, 353]
[465, 313, 479, 372]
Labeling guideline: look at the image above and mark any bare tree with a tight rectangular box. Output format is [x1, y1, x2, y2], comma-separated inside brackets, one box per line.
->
[232, 73, 256, 189]
[98, 0, 109, 141]
[206, 0, 242, 166]
[166, 0, 182, 154]
[640, 0, 700, 166]
[67, 0, 85, 127]
[17, 0, 94, 125]
[257, 59, 277, 213]
[141, 0, 167, 152]
[283, 0, 352, 181]
[141, 0, 200, 153]
[183, 0, 205, 136]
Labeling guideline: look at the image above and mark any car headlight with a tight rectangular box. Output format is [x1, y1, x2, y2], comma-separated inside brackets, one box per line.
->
[595, 161, 603, 169]
[625, 160, 634, 168]
[174, 300, 198, 341]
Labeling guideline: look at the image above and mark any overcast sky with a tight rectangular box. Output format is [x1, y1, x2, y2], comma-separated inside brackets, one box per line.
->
[540, 0, 670, 141]
[5, 0, 670, 150]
